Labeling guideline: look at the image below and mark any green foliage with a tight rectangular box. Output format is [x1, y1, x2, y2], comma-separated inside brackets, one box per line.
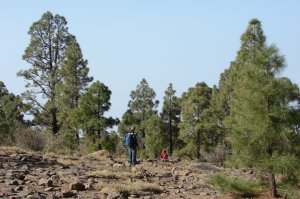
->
[0, 81, 26, 144]
[118, 110, 140, 137]
[57, 36, 93, 141]
[224, 19, 300, 196]
[209, 173, 263, 196]
[143, 114, 166, 158]
[99, 131, 119, 154]
[85, 133, 119, 154]
[210, 19, 269, 147]
[0, 81, 8, 97]
[203, 86, 226, 149]
[62, 131, 76, 150]
[277, 180, 300, 199]
[161, 83, 181, 155]
[86, 142, 100, 153]
[17, 11, 71, 135]
[129, 78, 159, 117]
[226, 46, 300, 171]
[72, 81, 118, 144]
[179, 82, 212, 159]
[119, 79, 159, 154]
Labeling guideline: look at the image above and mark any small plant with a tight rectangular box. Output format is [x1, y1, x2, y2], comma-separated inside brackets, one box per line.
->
[209, 173, 263, 197]
[277, 179, 300, 199]
[88, 170, 117, 179]
[96, 181, 162, 194]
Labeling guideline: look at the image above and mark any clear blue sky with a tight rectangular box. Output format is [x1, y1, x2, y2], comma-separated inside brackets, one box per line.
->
[0, 1, 299, 120]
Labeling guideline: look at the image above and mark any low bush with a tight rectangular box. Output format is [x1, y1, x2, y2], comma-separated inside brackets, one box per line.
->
[203, 144, 229, 165]
[15, 127, 45, 151]
[209, 173, 263, 197]
[277, 178, 300, 199]
[96, 181, 162, 194]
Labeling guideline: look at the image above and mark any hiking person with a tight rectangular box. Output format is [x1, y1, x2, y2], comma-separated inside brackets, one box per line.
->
[124, 126, 138, 166]
[161, 149, 168, 162]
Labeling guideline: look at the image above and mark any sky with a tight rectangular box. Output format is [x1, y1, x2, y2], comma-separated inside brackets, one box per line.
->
[0, 1, 299, 121]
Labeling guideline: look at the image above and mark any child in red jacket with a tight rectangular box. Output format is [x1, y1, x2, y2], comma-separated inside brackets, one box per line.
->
[161, 149, 168, 161]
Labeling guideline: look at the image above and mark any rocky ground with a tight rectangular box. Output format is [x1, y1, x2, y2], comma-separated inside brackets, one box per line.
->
[0, 147, 277, 199]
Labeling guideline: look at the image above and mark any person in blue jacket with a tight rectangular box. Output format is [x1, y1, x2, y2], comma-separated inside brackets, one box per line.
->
[125, 126, 138, 166]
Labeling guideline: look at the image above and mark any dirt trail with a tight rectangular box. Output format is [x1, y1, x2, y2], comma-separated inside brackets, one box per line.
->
[0, 149, 275, 199]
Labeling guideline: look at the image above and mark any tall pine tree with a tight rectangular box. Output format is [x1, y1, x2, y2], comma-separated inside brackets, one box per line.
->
[179, 82, 212, 159]
[18, 11, 71, 135]
[212, 19, 267, 140]
[72, 81, 118, 148]
[161, 83, 181, 156]
[57, 36, 93, 142]
[118, 79, 160, 156]
[119, 78, 159, 135]
[226, 19, 300, 197]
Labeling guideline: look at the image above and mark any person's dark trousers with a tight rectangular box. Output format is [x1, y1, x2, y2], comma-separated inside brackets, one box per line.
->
[128, 147, 137, 166]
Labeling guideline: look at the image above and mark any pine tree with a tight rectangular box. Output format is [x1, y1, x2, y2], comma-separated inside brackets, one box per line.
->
[179, 82, 212, 159]
[129, 78, 159, 120]
[213, 19, 267, 138]
[57, 36, 93, 143]
[226, 20, 300, 197]
[72, 81, 118, 148]
[143, 114, 166, 158]
[203, 85, 225, 150]
[161, 83, 181, 156]
[17, 12, 71, 135]
[0, 81, 25, 144]
[119, 78, 159, 136]
[118, 79, 159, 156]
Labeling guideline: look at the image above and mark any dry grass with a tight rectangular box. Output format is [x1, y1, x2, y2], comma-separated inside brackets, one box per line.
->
[96, 181, 162, 193]
[87, 170, 141, 179]
[87, 150, 110, 161]
[59, 174, 80, 184]
[88, 150, 110, 157]
[0, 146, 31, 155]
[57, 157, 78, 166]
[43, 152, 58, 158]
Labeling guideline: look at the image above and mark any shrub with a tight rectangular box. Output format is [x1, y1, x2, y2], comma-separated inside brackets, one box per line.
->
[277, 177, 300, 199]
[43, 132, 73, 155]
[100, 134, 119, 154]
[203, 144, 229, 165]
[15, 128, 45, 151]
[115, 141, 127, 157]
[209, 173, 263, 197]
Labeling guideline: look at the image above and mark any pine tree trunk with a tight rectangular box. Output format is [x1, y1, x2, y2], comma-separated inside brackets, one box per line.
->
[75, 132, 80, 145]
[169, 113, 173, 156]
[51, 109, 59, 135]
[268, 169, 278, 198]
[196, 131, 200, 159]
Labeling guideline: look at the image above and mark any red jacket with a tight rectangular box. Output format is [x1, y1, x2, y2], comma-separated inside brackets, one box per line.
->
[161, 149, 168, 160]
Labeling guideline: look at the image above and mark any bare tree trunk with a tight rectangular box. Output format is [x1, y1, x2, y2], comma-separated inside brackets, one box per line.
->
[268, 169, 278, 198]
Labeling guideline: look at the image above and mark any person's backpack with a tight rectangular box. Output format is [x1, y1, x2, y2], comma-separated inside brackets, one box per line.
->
[124, 133, 135, 148]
